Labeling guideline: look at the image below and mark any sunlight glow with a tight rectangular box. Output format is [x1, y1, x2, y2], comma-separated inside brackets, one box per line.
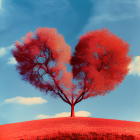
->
[0, 0, 4, 15]
[0, 0, 1, 9]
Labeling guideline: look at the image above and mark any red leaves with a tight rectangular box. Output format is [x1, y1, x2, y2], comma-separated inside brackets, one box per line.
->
[11, 27, 73, 104]
[71, 27, 133, 98]
[11, 27, 133, 106]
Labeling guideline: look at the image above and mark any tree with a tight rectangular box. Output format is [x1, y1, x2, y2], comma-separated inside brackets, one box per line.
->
[11, 27, 133, 117]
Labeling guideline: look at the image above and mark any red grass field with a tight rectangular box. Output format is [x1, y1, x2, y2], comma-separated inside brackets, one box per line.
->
[0, 117, 140, 140]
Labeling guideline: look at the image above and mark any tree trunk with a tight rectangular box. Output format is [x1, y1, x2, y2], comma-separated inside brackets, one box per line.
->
[70, 103, 75, 117]
[70, 92, 75, 117]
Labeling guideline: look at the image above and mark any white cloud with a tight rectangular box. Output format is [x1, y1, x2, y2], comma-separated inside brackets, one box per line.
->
[6, 57, 17, 64]
[7, 44, 16, 50]
[0, 47, 7, 57]
[34, 110, 91, 120]
[128, 56, 140, 77]
[0, 44, 15, 57]
[0, 44, 17, 68]
[3, 96, 47, 105]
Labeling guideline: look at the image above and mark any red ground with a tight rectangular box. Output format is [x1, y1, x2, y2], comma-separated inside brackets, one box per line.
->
[0, 117, 140, 140]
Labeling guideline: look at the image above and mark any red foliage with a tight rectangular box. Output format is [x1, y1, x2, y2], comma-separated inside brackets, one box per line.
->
[70, 27, 133, 100]
[11, 27, 133, 117]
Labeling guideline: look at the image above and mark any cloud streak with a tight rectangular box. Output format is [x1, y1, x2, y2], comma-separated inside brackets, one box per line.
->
[34, 110, 91, 120]
[77, 0, 140, 37]
[3, 96, 47, 105]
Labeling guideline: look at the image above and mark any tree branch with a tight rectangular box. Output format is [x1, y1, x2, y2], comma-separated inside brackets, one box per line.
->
[48, 85, 72, 106]
[32, 48, 72, 106]
[74, 77, 93, 105]
[49, 72, 72, 106]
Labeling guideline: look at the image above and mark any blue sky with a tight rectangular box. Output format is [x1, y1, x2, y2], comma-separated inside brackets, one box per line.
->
[0, 0, 140, 125]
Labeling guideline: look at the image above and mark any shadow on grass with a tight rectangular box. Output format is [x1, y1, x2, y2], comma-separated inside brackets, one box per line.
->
[20, 131, 138, 140]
